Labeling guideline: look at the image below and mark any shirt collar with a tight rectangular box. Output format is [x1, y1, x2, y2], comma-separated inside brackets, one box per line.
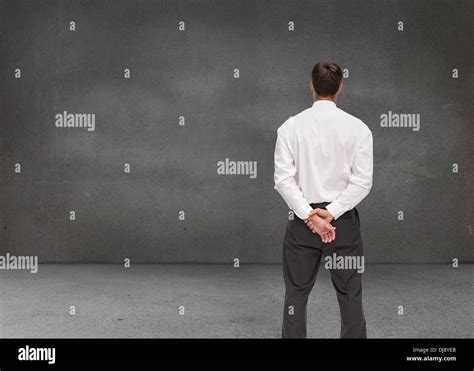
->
[312, 100, 337, 110]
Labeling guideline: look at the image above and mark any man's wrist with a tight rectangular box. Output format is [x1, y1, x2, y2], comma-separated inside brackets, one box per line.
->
[294, 203, 313, 220]
[325, 202, 343, 220]
[326, 211, 334, 222]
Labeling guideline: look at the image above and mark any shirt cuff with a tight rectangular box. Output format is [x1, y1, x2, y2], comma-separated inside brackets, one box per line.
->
[325, 202, 345, 220]
[293, 203, 313, 220]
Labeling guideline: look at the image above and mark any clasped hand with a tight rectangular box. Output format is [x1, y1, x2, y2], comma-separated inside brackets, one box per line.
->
[303, 208, 336, 244]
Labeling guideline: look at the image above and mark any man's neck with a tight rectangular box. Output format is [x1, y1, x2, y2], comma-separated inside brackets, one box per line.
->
[314, 96, 337, 103]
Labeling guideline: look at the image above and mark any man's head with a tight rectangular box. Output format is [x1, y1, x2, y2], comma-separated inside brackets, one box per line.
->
[310, 62, 343, 101]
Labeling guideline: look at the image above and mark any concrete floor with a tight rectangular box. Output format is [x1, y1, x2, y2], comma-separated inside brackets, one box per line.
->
[0, 264, 472, 338]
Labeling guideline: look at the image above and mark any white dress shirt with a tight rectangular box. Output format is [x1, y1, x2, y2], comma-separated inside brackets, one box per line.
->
[274, 100, 373, 220]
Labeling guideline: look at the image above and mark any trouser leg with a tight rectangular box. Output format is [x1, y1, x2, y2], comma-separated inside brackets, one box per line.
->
[282, 218, 323, 338]
[326, 208, 367, 338]
[329, 267, 366, 338]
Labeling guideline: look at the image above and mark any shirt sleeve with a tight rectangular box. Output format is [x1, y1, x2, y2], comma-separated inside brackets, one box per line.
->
[325, 131, 373, 220]
[274, 125, 313, 220]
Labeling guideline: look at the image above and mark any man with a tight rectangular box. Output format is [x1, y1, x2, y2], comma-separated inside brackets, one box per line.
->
[274, 61, 373, 338]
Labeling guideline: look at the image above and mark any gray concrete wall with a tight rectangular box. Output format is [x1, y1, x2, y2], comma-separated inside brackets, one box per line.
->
[1, 0, 472, 263]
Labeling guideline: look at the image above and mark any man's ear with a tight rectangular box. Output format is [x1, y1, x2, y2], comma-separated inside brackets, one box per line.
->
[338, 83, 343, 94]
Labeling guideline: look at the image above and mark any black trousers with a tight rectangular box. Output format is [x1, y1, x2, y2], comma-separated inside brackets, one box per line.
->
[282, 202, 367, 338]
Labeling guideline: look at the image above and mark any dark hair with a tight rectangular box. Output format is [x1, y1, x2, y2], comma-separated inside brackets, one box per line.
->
[311, 62, 343, 97]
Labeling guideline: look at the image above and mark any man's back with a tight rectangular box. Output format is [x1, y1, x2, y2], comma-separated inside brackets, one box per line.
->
[275, 99, 373, 220]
